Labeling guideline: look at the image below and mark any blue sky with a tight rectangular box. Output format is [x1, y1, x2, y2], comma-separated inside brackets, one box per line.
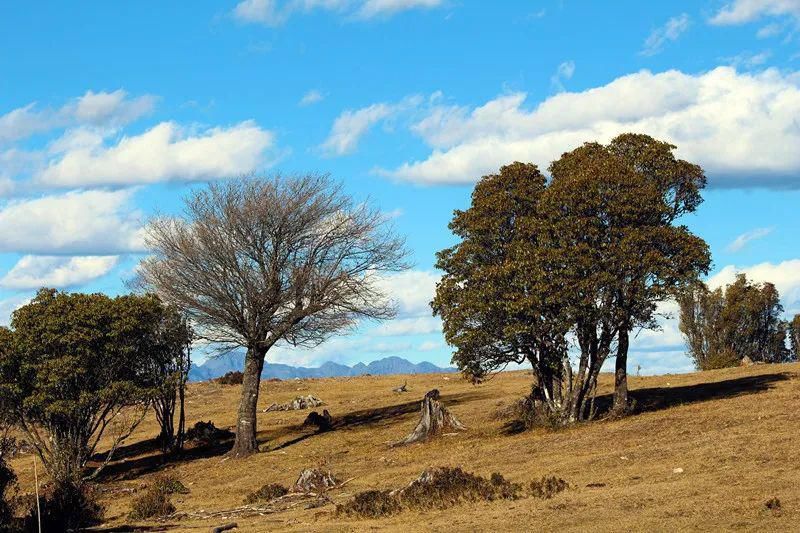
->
[1, 0, 800, 373]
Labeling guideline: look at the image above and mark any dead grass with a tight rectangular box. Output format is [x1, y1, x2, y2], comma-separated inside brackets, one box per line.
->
[7, 362, 800, 531]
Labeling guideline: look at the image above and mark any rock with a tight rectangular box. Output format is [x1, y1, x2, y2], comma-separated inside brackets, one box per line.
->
[292, 468, 339, 493]
[264, 395, 324, 412]
[672, 467, 684, 474]
[740, 355, 754, 367]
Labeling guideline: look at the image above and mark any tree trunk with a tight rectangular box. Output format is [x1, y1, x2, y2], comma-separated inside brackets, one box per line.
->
[392, 389, 465, 446]
[231, 346, 266, 457]
[613, 327, 629, 413]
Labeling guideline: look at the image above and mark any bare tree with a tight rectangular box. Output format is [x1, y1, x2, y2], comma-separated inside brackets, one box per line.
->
[138, 174, 408, 457]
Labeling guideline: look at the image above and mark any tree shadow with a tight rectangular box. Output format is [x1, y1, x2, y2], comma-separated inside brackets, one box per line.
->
[85, 525, 180, 532]
[92, 390, 486, 479]
[622, 371, 793, 416]
[502, 371, 793, 435]
[266, 390, 486, 451]
[90, 433, 234, 482]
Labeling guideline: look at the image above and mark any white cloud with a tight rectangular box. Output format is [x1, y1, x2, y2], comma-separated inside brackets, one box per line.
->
[710, 0, 800, 25]
[707, 259, 800, 312]
[233, 0, 443, 26]
[374, 316, 442, 336]
[36, 121, 275, 187]
[0, 294, 31, 327]
[0, 190, 145, 254]
[355, 0, 443, 19]
[0, 255, 119, 290]
[0, 90, 155, 144]
[382, 67, 800, 187]
[375, 269, 439, 317]
[723, 50, 772, 69]
[299, 89, 325, 106]
[320, 95, 422, 156]
[726, 227, 774, 252]
[550, 61, 576, 92]
[641, 13, 691, 56]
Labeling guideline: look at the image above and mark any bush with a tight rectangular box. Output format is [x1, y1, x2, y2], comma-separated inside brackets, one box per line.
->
[128, 476, 185, 520]
[529, 476, 569, 499]
[24, 481, 104, 532]
[337, 467, 527, 519]
[244, 483, 288, 504]
[336, 490, 402, 519]
[215, 371, 244, 385]
[0, 455, 15, 531]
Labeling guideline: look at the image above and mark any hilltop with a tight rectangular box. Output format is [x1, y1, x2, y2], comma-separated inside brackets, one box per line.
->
[8, 363, 800, 531]
[189, 354, 456, 381]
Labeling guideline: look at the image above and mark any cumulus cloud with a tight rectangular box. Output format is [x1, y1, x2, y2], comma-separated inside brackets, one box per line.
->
[233, 0, 443, 26]
[0, 190, 145, 254]
[707, 259, 800, 312]
[381, 67, 800, 187]
[0, 255, 119, 290]
[299, 89, 325, 106]
[726, 227, 774, 252]
[0, 90, 155, 144]
[710, 0, 800, 25]
[35, 121, 275, 187]
[0, 294, 31, 327]
[641, 13, 690, 56]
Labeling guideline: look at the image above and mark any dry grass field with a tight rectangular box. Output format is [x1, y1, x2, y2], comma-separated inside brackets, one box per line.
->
[8, 362, 800, 532]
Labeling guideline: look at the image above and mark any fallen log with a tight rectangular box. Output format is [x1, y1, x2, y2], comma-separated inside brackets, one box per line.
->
[211, 523, 238, 533]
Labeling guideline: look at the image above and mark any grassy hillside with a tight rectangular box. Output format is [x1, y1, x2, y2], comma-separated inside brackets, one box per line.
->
[9, 363, 800, 532]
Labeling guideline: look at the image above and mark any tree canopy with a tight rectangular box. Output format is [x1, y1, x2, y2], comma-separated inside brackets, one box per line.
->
[137, 174, 408, 456]
[0, 289, 188, 484]
[433, 133, 710, 423]
[679, 274, 791, 370]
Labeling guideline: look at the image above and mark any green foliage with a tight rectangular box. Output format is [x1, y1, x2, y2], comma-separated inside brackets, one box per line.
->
[0, 451, 15, 531]
[679, 274, 790, 370]
[789, 314, 800, 361]
[128, 481, 177, 520]
[0, 289, 189, 484]
[433, 134, 710, 422]
[24, 481, 105, 532]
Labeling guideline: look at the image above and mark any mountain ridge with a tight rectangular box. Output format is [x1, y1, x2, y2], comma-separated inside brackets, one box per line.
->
[188, 353, 456, 381]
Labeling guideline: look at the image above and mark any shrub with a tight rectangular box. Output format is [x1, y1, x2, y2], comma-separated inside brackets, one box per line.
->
[244, 483, 288, 504]
[24, 481, 104, 532]
[0, 454, 15, 531]
[337, 467, 527, 519]
[336, 490, 402, 519]
[152, 473, 189, 495]
[529, 476, 569, 499]
[128, 476, 185, 520]
[215, 371, 244, 385]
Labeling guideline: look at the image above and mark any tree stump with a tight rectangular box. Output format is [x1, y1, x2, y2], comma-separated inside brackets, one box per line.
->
[392, 389, 465, 446]
[303, 409, 333, 432]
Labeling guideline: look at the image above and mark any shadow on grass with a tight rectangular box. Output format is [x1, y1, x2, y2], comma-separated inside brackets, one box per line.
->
[502, 370, 793, 435]
[91, 390, 486, 479]
[267, 390, 486, 451]
[85, 525, 179, 532]
[90, 432, 235, 482]
[623, 371, 793, 415]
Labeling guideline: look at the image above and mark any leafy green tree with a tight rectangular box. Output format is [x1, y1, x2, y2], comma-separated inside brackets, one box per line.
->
[679, 274, 790, 369]
[433, 134, 709, 423]
[140, 305, 193, 454]
[0, 289, 167, 485]
[790, 314, 800, 360]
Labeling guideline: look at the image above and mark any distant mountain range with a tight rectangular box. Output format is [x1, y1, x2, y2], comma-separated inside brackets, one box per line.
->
[188, 352, 456, 381]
